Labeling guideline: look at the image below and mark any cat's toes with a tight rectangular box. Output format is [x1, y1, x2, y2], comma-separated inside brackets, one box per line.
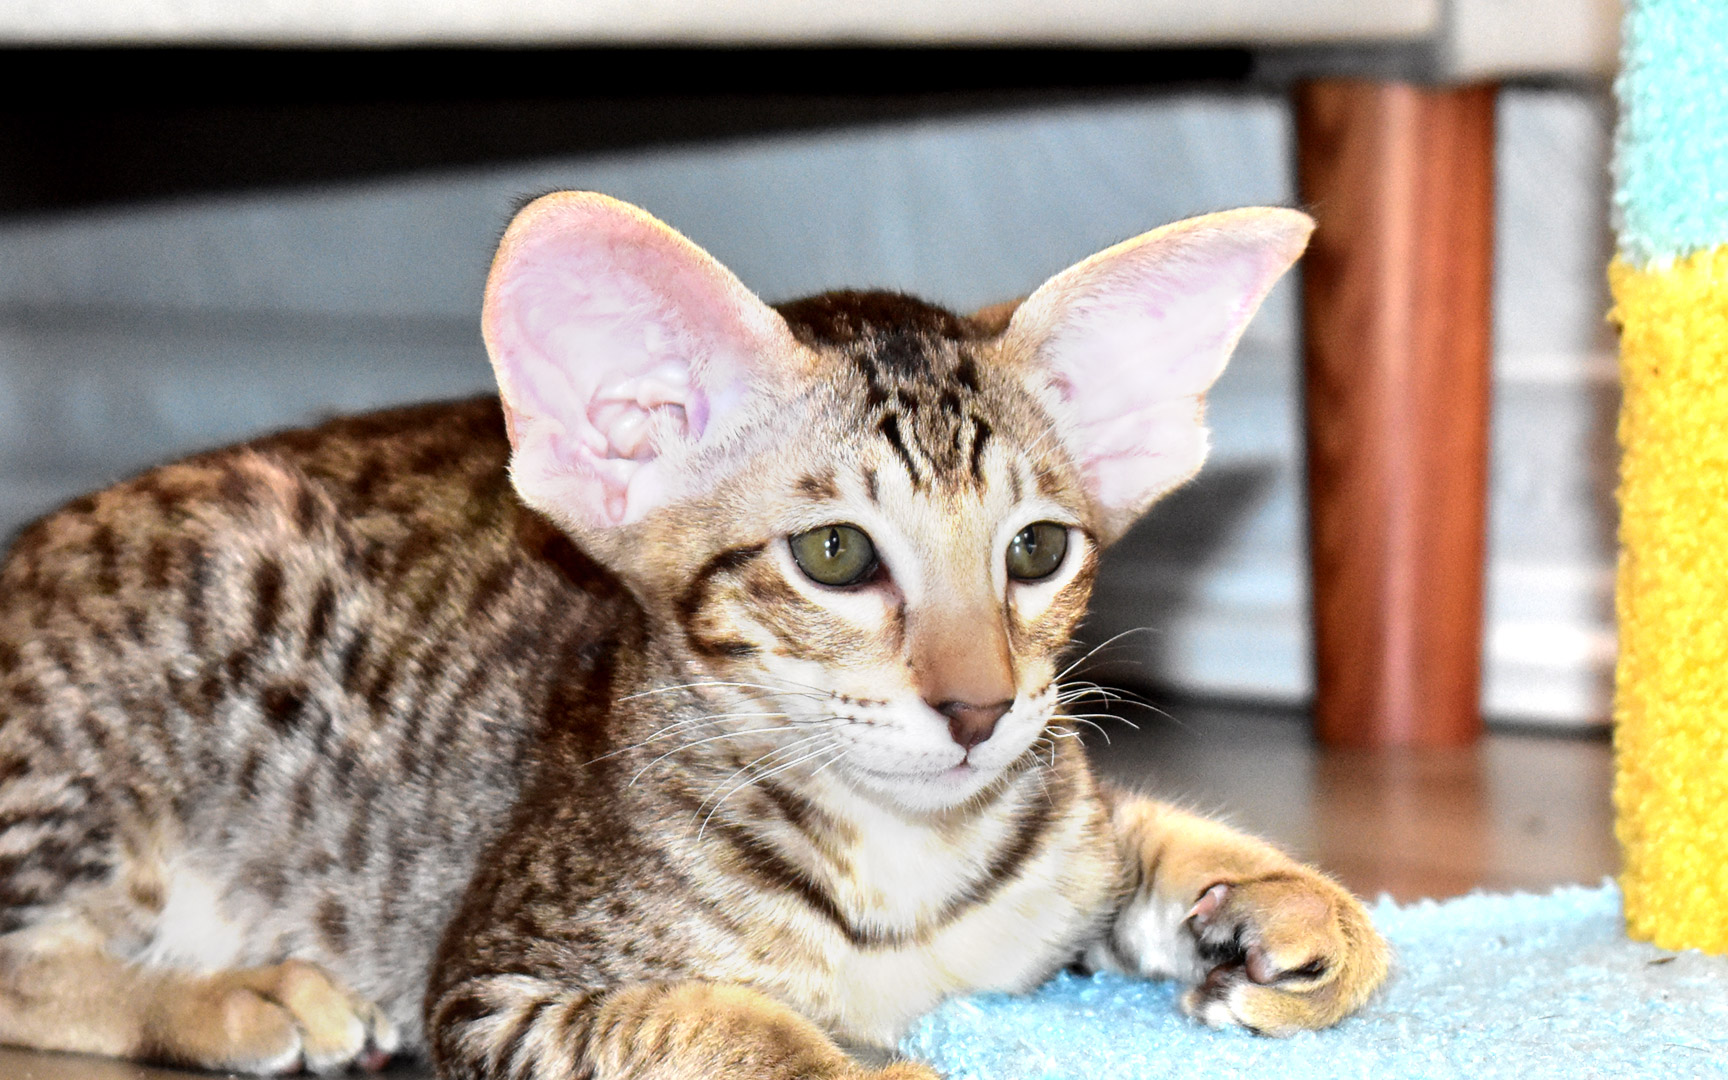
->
[207, 986, 308, 1075]
[1179, 874, 1388, 1035]
[266, 959, 399, 1073]
[198, 960, 397, 1074]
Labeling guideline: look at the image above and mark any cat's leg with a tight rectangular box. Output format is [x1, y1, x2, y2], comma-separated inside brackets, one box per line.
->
[0, 916, 397, 1074]
[1086, 792, 1389, 1035]
[429, 973, 937, 1080]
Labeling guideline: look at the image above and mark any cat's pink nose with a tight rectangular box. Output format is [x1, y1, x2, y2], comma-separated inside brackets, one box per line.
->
[934, 700, 1012, 751]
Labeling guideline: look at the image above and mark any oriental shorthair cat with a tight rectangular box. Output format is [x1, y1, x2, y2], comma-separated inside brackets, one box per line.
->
[0, 192, 1387, 1078]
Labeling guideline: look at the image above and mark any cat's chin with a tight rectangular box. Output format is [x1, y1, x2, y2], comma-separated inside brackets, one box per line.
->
[840, 760, 1007, 815]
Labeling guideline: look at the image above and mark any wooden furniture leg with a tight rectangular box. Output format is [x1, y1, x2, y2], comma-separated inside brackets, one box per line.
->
[1295, 79, 1497, 748]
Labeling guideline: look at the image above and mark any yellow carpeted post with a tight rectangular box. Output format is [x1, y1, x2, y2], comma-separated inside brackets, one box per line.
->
[1611, 251, 1728, 955]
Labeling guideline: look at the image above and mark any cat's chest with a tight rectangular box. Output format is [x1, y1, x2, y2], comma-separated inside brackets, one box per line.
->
[828, 795, 1024, 925]
[763, 781, 1116, 1045]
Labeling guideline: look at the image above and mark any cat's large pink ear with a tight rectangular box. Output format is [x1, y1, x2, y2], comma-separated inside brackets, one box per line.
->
[1002, 208, 1313, 542]
[482, 192, 803, 532]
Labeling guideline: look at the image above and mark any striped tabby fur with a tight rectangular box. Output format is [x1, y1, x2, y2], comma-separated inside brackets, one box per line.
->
[0, 194, 1387, 1078]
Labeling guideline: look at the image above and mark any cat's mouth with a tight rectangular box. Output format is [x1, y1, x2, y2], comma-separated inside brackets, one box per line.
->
[843, 757, 995, 806]
[837, 723, 1042, 790]
[829, 714, 1052, 809]
[849, 761, 973, 782]
[838, 754, 1017, 814]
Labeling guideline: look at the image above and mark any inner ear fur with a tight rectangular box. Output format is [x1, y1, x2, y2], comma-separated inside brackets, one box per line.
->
[999, 207, 1313, 544]
[481, 191, 808, 574]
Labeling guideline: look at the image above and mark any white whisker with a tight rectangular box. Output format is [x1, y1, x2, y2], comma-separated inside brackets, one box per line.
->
[697, 737, 841, 839]
[620, 680, 829, 703]
[696, 728, 838, 807]
[1058, 715, 1114, 743]
[808, 749, 846, 779]
[1062, 711, 1141, 730]
[582, 710, 791, 765]
[627, 724, 816, 788]
[1056, 626, 1158, 683]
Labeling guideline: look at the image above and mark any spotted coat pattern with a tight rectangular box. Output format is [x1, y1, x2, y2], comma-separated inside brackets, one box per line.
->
[0, 290, 1385, 1079]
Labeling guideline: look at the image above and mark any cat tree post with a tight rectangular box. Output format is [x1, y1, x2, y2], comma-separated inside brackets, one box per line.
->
[1611, 0, 1728, 956]
[1296, 79, 1497, 748]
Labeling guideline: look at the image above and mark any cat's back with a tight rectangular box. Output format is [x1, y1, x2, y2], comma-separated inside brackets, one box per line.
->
[0, 396, 633, 1023]
[5, 395, 515, 595]
[2, 395, 613, 647]
[0, 393, 633, 788]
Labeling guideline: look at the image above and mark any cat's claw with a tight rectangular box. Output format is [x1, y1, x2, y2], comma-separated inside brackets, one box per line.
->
[1179, 876, 1388, 1036]
[1185, 881, 1230, 924]
[359, 1046, 395, 1073]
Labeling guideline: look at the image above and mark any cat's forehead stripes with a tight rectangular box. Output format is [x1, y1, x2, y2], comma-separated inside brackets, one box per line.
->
[777, 290, 1018, 495]
[777, 290, 987, 351]
[793, 472, 841, 501]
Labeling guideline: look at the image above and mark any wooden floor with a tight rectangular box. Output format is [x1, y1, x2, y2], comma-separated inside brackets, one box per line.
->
[0, 703, 1618, 1079]
[1087, 700, 1618, 902]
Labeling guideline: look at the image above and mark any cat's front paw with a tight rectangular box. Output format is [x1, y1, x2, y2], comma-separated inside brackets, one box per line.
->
[186, 959, 399, 1074]
[1179, 874, 1388, 1036]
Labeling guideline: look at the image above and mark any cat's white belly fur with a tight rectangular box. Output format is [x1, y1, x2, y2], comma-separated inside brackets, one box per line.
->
[135, 862, 249, 973]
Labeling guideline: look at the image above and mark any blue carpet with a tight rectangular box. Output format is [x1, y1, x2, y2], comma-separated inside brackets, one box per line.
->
[901, 883, 1728, 1078]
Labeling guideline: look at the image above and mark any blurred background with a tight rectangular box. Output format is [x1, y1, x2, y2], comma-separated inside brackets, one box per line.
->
[0, 2, 1623, 903]
[0, 50, 1616, 727]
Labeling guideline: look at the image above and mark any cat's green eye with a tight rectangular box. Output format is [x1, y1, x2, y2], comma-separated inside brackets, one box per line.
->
[1006, 522, 1069, 581]
[789, 524, 879, 587]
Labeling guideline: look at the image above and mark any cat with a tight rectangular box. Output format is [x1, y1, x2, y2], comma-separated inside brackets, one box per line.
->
[0, 191, 1388, 1079]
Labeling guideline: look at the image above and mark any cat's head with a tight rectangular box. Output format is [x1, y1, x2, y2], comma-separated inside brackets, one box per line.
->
[482, 192, 1309, 813]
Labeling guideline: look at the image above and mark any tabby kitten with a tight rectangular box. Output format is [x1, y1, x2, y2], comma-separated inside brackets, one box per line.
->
[0, 192, 1387, 1078]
